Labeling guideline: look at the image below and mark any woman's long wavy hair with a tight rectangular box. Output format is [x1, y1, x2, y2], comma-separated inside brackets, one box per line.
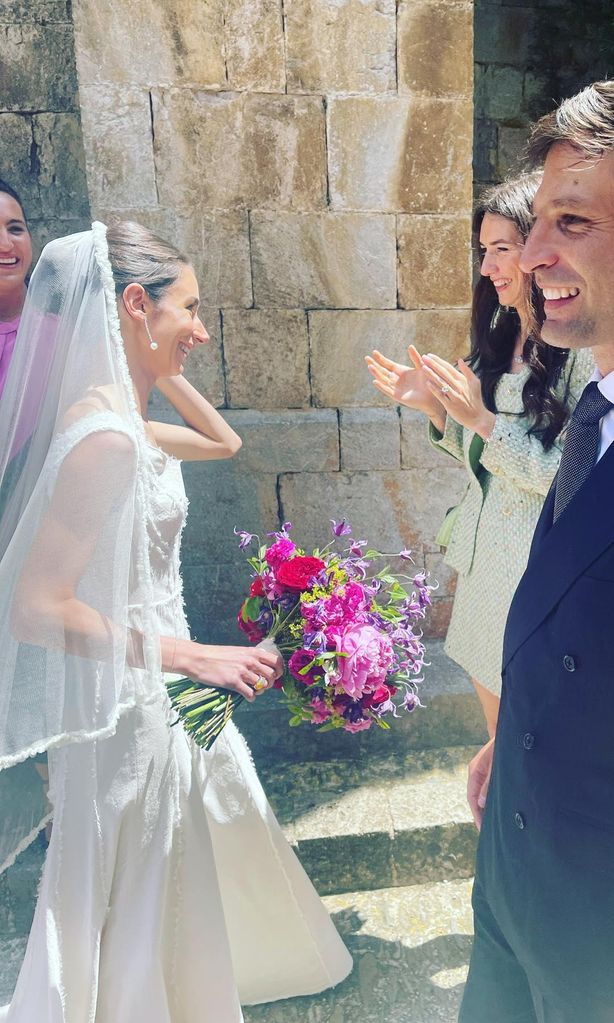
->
[470, 173, 571, 450]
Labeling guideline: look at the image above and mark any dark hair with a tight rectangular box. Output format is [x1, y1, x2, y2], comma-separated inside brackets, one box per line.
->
[0, 179, 27, 224]
[528, 80, 614, 165]
[470, 174, 571, 451]
[106, 221, 190, 302]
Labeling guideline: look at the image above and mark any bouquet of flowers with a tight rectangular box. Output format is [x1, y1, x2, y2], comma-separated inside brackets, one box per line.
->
[167, 519, 435, 750]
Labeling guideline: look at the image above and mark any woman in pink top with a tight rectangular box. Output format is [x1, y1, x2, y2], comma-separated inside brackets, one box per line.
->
[0, 180, 32, 400]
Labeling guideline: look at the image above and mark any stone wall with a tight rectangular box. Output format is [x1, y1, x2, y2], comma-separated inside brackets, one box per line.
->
[68, 0, 474, 645]
[474, 0, 614, 194]
[0, 1, 90, 256]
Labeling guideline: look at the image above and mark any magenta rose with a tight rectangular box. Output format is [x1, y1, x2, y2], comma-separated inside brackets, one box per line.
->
[288, 648, 325, 685]
[333, 624, 396, 699]
[265, 538, 296, 571]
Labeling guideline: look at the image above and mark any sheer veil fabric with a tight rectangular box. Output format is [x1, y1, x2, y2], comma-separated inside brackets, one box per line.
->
[0, 224, 161, 869]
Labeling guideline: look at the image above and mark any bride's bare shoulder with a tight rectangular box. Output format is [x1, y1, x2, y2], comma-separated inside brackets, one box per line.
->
[60, 385, 125, 430]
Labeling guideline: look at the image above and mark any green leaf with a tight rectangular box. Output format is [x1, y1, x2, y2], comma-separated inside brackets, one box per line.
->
[241, 596, 261, 621]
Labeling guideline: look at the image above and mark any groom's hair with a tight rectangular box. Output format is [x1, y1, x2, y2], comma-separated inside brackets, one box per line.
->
[528, 80, 614, 164]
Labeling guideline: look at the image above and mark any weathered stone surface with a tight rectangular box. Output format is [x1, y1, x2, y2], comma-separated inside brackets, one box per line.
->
[411, 309, 471, 364]
[473, 117, 498, 184]
[0, 2, 70, 23]
[147, 308, 226, 411]
[27, 215, 92, 262]
[340, 408, 400, 471]
[200, 210, 253, 308]
[32, 113, 89, 219]
[398, 216, 472, 309]
[181, 460, 280, 568]
[78, 86, 157, 211]
[474, 4, 534, 65]
[223, 309, 311, 409]
[280, 468, 466, 558]
[401, 409, 457, 470]
[398, 1, 473, 98]
[309, 310, 469, 408]
[73, 0, 226, 89]
[225, 409, 340, 473]
[0, 114, 41, 218]
[474, 65, 524, 122]
[89, 206, 252, 309]
[284, 0, 396, 95]
[0, 23, 78, 110]
[152, 91, 327, 212]
[224, 0, 285, 92]
[252, 214, 396, 309]
[328, 97, 472, 214]
[497, 125, 531, 178]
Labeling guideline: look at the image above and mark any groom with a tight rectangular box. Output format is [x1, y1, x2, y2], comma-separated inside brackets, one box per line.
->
[460, 81, 614, 1022]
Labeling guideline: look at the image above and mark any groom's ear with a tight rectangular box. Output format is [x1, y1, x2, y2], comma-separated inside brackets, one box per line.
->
[121, 282, 149, 322]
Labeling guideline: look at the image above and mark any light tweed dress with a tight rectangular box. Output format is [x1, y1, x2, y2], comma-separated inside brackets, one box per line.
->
[431, 348, 594, 694]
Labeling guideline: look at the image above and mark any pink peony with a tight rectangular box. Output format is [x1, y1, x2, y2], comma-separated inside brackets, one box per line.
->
[265, 538, 296, 570]
[333, 624, 396, 699]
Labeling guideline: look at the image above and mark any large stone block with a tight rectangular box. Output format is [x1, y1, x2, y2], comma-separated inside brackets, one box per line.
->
[473, 118, 498, 184]
[89, 207, 252, 310]
[73, 0, 226, 89]
[32, 114, 89, 220]
[280, 468, 466, 559]
[251, 213, 396, 309]
[328, 97, 472, 213]
[147, 308, 226, 411]
[339, 408, 400, 471]
[223, 309, 311, 409]
[0, 114, 41, 218]
[497, 125, 531, 179]
[27, 215, 92, 263]
[0, 23, 78, 111]
[474, 65, 524, 123]
[398, 1, 473, 98]
[284, 0, 396, 94]
[78, 86, 157, 211]
[224, 0, 285, 92]
[182, 560, 249, 645]
[474, 5, 534, 65]
[224, 409, 340, 473]
[152, 91, 327, 212]
[400, 409, 458, 470]
[309, 310, 469, 408]
[411, 308, 471, 363]
[181, 460, 280, 566]
[398, 215, 472, 309]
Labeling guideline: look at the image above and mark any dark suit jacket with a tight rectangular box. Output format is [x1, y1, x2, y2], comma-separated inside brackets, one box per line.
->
[475, 438, 614, 1012]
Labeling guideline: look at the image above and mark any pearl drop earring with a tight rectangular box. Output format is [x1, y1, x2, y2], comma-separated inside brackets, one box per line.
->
[144, 318, 158, 351]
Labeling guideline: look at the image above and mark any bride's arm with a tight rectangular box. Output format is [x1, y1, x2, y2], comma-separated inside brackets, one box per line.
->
[150, 375, 242, 461]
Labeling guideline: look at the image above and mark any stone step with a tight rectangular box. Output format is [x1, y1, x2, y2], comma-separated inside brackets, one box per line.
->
[235, 641, 487, 766]
[244, 878, 474, 1023]
[262, 746, 479, 896]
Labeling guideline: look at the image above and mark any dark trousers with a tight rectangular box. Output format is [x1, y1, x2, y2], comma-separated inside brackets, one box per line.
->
[459, 881, 614, 1023]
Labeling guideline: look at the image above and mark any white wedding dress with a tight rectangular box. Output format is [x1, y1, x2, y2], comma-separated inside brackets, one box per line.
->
[1, 436, 352, 1022]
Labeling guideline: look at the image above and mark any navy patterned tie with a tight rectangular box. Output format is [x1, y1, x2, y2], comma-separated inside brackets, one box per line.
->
[554, 380, 613, 521]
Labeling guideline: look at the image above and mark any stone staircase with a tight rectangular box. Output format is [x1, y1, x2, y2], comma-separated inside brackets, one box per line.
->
[0, 643, 485, 1020]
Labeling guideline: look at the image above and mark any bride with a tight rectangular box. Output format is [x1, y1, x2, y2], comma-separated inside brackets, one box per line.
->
[0, 221, 352, 1021]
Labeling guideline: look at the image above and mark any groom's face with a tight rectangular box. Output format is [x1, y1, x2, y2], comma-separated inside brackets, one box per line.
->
[520, 142, 614, 370]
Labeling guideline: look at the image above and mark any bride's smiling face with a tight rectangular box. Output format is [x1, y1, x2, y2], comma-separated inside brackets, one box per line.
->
[143, 266, 209, 377]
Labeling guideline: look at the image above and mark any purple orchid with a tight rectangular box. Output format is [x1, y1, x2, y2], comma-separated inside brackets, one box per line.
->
[234, 527, 255, 550]
[331, 518, 352, 537]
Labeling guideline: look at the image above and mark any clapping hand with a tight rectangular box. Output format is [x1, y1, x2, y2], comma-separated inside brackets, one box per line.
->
[421, 354, 496, 441]
[365, 345, 446, 431]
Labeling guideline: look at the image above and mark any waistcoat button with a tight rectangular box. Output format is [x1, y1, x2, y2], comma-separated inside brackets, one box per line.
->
[514, 812, 526, 830]
[523, 733, 535, 750]
[563, 654, 576, 672]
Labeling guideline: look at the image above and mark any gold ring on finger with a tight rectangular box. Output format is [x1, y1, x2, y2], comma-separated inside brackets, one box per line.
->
[254, 675, 267, 691]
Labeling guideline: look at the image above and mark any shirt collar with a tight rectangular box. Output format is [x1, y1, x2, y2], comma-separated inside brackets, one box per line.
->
[592, 365, 614, 405]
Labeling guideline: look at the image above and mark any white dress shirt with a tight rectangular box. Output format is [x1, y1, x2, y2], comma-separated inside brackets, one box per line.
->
[594, 367, 614, 461]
